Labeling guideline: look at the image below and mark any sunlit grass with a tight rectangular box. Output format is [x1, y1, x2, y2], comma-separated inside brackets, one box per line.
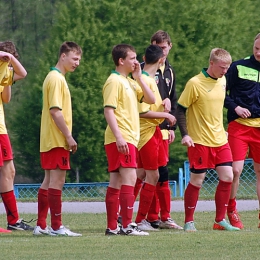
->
[0, 211, 259, 260]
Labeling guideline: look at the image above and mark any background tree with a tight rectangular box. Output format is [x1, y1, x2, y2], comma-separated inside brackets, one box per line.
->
[0, 0, 259, 182]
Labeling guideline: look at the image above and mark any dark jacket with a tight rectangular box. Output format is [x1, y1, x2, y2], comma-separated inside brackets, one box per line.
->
[224, 55, 260, 123]
[141, 59, 177, 130]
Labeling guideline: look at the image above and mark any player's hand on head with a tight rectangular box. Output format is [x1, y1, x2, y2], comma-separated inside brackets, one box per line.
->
[132, 62, 141, 79]
[0, 51, 11, 62]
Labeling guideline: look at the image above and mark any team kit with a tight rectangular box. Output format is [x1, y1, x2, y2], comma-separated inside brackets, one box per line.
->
[0, 31, 259, 236]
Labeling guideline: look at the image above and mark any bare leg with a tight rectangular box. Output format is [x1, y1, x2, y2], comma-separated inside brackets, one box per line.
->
[227, 161, 244, 229]
[253, 162, 260, 228]
[229, 160, 244, 199]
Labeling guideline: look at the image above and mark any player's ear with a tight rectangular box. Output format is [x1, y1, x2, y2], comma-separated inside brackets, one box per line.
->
[119, 57, 124, 65]
[158, 57, 164, 66]
[61, 53, 66, 60]
[143, 56, 146, 62]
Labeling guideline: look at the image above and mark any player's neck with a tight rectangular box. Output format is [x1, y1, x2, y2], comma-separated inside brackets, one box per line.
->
[143, 64, 158, 78]
[115, 67, 129, 77]
[55, 62, 66, 75]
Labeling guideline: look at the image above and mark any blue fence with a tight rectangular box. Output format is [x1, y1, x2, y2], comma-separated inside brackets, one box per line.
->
[13, 158, 256, 200]
[14, 180, 177, 199]
[178, 158, 255, 198]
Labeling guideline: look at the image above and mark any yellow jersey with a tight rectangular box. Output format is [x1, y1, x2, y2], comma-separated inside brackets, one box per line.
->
[178, 69, 227, 147]
[0, 61, 12, 87]
[138, 71, 164, 150]
[103, 71, 144, 147]
[40, 68, 72, 152]
[0, 63, 13, 134]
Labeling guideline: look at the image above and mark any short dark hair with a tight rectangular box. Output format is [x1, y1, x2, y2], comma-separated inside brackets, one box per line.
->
[144, 45, 163, 64]
[150, 30, 171, 45]
[0, 41, 19, 59]
[112, 44, 136, 66]
[59, 41, 82, 57]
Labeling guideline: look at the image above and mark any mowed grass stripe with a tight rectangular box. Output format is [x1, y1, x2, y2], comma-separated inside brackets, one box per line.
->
[0, 211, 259, 260]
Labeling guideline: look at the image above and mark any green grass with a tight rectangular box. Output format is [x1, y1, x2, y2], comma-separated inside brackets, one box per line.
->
[0, 211, 259, 260]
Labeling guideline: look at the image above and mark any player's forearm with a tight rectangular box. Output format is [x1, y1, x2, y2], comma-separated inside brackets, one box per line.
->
[140, 111, 170, 119]
[135, 77, 155, 104]
[10, 56, 27, 81]
[104, 107, 123, 140]
[1, 86, 11, 103]
[176, 105, 188, 137]
[50, 109, 71, 139]
[224, 94, 238, 111]
[170, 93, 178, 116]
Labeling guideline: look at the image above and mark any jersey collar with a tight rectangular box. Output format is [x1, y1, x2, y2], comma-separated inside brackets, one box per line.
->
[50, 67, 62, 73]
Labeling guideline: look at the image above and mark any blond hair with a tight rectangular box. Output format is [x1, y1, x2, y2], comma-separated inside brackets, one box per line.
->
[209, 48, 232, 64]
[254, 33, 260, 41]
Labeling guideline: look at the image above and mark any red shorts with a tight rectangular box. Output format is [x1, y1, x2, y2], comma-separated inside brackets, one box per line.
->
[137, 127, 167, 170]
[105, 142, 137, 172]
[0, 134, 13, 161]
[188, 143, 232, 172]
[228, 121, 260, 163]
[40, 147, 70, 170]
[0, 143, 3, 167]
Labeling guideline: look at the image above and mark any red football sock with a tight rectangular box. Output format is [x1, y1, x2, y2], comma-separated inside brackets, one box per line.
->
[118, 179, 143, 218]
[227, 197, 236, 213]
[134, 178, 143, 200]
[135, 182, 156, 224]
[215, 180, 232, 222]
[1, 190, 19, 225]
[147, 192, 160, 222]
[156, 181, 171, 221]
[48, 188, 62, 230]
[184, 183, 200, 223]
[120, 185, 135, 228]
[105, 186, 120, 230]
[37, 188, 49, 229]
[117, 178, 143, 218]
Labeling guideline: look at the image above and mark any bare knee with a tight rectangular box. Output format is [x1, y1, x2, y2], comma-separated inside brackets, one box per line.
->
[0, 168, 15, 183]
[136, 168, 146, 180]
[232, 161, 244, 180]
[189, 173, 205, 188]
[232, 167, 242, 183]
[145, 170, 159, 186]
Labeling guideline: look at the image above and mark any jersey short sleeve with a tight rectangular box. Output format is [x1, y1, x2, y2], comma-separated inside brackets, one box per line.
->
[0, 61, 12, 87]
[103, 76, 120, 109]
[177, 77, 199, 108]
[103, 72, 141, 147]
[47, 76, 65, 110]
[40, 70, 72, 152]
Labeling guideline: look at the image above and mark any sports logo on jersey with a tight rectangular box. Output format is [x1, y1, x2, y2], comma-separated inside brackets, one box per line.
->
[165, 78, 170, 87]
[222, 84, 226, 91]
[154, 75, 159, 84]
[129, 80, 137, 91]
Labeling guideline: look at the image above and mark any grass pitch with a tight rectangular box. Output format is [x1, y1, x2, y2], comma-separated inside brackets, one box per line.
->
[0, 211, 259, 260]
